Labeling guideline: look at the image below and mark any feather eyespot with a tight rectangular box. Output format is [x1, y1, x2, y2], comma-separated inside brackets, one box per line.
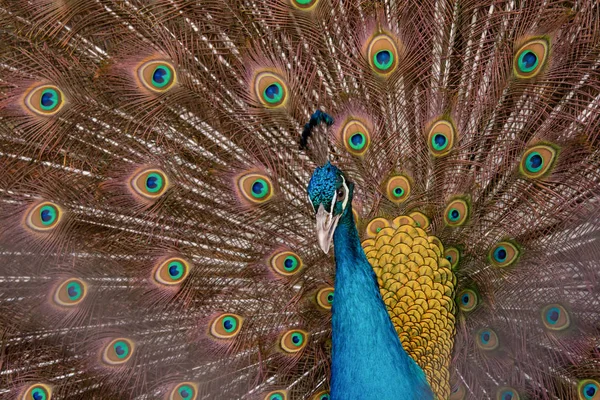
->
[237, 173, 274, 204]
[496, 387, 520, 400]
[519, 144, 558, 179]
[312, 391, 330, 400]
[269, 251, 303, 277]
[541, 304, 570, 331]
[392, 215, 413, 227]
[102, 338, 135, 365]
[53, 278, 87, 307]
[367, 34, 399, 75]
[476, 328, 499, 350]
[514, 38, 549, 79]
[265, 391, 288, 400]
[365, 217, 390, 238]
[408, 211, 430, 229]
[341, 119, 371, 156]
[458, 289, 477, 312]
[280, 329, 308, 353]
[291, 0, 319, 10]
[210, 313, 244, 339]
[444, 198, 469, 227]
[316, 287, 334, 310]
[489, 241, 519, 268]
[449, 382, 466, 400]
[385, 175, 411, 204]
[427, 120, 456, 157]
[444, 247, 460, 269]
[21, 384, 52, 400]
[154, 257, 190, 286]
[138, 60, 177, 92]
[169, 382, 198, 400]
[130, 168, 170, 200]
[24, 85, 65, 116]
[26, 202, 63, 232]
[254, 72, 288, 107]
[578, 379, 600, 400]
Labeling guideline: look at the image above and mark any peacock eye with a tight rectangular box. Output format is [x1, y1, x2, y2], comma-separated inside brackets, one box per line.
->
[367, 34, 399, 75]
[350, 132, 366, 149]
[291, 0, 319, 9]
[514, 38, 549, 79]
[237, 173, 274, 204]
[449, 382, 466, 400]
[489, 241, 519, 268]
[154, 257, 190, 286]
[341, 119, 371, 156]
[22, 384, 52, 400]
[26, 202, 63, 232]
[458, 289, 478, 312]
[316, 287, 334, 310]
[311, 391, 330, 400]
[24, 85, 65, 116]
[519, 144, 557, 179]
[578, 379, 600, 400]
[130, 168, 170, 200]
[265, 391, 287, 400]
[427, 120, 456, 157]
[138, 60, 177, 92]
[365, 217, 391, 238]
[444, 247, 460, 269]
[169, 382, 198, 400]
[254, 71, 288, 107]
[53, 278, 87, 307]
[280, 329, 308, 353]
[408, 211, 430, 229]
[385, 175, 411, 203]
[444, 198, 469, 227]
[210, 313, 244, 339]
[476, 328, 499, 350]
[541, 304, 570, 331]
[102, 338, 135, 365]
[496, 387, 519, 400]
[269, 251, 303, 277]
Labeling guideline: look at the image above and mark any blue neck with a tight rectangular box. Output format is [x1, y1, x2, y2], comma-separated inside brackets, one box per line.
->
[330, 205, 433, 400]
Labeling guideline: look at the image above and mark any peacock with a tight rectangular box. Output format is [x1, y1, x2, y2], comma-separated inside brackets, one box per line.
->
[0, 0, 599, 399]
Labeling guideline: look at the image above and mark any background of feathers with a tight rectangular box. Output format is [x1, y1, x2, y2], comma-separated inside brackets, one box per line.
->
[0, 0, 599, 399]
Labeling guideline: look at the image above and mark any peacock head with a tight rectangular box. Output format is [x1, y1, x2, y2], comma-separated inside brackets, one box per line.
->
[307, 161, 354, 254]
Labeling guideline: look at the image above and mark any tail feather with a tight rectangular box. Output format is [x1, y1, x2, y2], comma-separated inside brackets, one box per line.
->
[1, 0, 600, 399]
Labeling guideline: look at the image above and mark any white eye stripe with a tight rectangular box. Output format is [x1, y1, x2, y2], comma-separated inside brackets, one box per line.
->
[340, 175, 349, 211]
[308, 194, 316, 212]
[330, 190, 337, 214]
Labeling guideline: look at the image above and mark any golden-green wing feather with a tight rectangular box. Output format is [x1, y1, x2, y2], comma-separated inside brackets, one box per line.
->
[362, 215, 457, 399]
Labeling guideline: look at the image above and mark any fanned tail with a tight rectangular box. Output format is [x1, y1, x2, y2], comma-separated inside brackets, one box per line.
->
[1, 1, 599, 399]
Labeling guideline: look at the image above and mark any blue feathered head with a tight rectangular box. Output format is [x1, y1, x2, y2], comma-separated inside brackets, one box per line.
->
[307, 162, 354, 253]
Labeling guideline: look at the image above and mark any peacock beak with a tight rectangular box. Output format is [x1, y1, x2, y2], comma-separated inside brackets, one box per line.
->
[315, 204, 340, 254]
